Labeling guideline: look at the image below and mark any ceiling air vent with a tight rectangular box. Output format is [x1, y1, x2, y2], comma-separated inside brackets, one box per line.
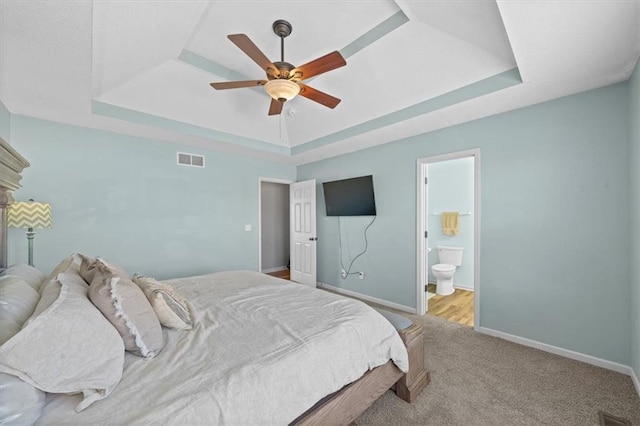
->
[177, 152, 205, 168]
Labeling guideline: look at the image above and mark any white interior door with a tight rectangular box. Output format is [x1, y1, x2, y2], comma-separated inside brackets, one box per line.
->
[290, 179, 316, 287]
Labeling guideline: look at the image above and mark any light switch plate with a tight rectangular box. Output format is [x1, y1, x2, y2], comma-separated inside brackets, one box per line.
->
[244, 224, 252, 231]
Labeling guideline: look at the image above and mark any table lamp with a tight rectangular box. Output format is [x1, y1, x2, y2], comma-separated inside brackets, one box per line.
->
[7, 199, 53, 266]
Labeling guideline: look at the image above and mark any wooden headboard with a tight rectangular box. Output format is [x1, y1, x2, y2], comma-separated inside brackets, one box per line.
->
[0, 137, 30, 269]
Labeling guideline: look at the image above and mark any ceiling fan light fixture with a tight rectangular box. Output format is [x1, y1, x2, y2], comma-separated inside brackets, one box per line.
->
[265, 79, 300, 102]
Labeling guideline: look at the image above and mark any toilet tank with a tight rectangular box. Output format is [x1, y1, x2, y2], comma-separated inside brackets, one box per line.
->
[437, 246, 464, 266]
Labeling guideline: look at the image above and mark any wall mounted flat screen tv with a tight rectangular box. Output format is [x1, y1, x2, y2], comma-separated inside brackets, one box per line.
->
[322, 175, 377, 216]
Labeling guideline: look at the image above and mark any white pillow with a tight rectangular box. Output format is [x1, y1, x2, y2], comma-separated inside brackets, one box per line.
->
[133, 275, 193, 331]
[1, 264, 46, 291]
[0, 373, 45, 425]
[24, 254, 83, 327]
[0, 277, 46, 425]
[0, 272, 125, 412]
[0, 277, 40, 345]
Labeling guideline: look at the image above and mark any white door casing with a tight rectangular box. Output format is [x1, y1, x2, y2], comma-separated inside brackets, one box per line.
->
[290, 179, 317, 287]
[416, 149, 481, 332]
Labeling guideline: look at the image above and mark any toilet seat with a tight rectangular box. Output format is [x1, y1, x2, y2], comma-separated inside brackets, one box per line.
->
[432, 263, 455, 273]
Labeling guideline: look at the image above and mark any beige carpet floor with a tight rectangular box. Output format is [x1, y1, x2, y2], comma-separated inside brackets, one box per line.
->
[357, 312, 640, 425]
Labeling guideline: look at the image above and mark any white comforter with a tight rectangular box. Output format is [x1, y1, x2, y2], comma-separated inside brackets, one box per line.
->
[38, 271, 409, 425]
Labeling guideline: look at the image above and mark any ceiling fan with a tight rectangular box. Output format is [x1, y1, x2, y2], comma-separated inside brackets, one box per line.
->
[210, 20, 347, 116]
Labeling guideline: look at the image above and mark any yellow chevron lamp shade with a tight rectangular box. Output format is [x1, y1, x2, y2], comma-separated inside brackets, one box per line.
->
[8, 201, 53, 229]
[8, 200, 53, 266]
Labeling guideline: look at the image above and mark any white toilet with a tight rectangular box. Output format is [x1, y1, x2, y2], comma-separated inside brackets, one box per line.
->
[431, 246, 464, 296]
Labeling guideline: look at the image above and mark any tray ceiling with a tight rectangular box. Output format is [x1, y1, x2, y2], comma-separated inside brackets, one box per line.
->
[1, 1, 638, 164]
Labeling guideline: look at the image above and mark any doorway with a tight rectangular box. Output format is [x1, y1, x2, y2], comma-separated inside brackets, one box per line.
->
[258, 178, 293, 275]
[416, 149, 480, 331]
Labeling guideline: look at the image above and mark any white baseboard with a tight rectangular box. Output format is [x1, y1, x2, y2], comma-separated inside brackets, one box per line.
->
[428, 281, 474, 292]
[632, 367, 640, 397]
[261, 266, 288, 273]
[454, 284, 474, 292]
[317, 282, 416, 314]
[479, 327, 634, 378]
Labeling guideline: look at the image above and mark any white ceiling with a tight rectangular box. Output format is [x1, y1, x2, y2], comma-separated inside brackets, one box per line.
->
[1, 1, 638, 165]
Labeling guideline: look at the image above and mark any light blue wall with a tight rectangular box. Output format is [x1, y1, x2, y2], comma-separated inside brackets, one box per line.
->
[6, 115, 296, 279]
[3, 73, 636, 371]
[427, 157, 474, 289]
[629, 59, 640, 383]
[299, 82, 631, 365]
[0, 102, 10, 141]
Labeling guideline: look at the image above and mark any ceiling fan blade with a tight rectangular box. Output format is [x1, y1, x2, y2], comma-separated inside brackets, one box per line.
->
[268, 98, 284, 116]
[298, 84, 341, 109]
[210, 80, 266, 90]
[291, 51, 346, 81]
[228, 34, 277, 74]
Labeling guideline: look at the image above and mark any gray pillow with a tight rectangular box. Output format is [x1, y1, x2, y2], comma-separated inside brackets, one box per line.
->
[89, 261, 164, 358]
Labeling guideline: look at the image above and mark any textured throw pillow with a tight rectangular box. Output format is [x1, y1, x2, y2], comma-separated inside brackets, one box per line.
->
[89, 262, 164, 357]
[133, 275, 193, 330]
[0, 264, 46, 291]
[0, 272, 125, 413]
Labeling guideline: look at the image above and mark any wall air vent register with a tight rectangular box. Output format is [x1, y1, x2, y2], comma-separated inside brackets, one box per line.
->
[177, 152, 205, 168]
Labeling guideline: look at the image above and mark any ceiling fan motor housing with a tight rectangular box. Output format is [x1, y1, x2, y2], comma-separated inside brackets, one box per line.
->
[270, 61, 295, 80]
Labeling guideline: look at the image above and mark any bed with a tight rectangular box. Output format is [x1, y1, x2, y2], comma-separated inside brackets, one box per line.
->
[0, 138, 429, 425]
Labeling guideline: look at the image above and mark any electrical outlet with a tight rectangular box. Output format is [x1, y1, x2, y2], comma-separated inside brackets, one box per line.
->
[340, 269, 347, 279]
[358, 272, 364, 280]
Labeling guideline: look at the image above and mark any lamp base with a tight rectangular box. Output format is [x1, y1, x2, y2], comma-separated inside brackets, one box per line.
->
[26, 228, 35, 267]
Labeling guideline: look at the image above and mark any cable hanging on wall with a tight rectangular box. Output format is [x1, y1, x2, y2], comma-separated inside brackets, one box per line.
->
[338, 216, 376, 279]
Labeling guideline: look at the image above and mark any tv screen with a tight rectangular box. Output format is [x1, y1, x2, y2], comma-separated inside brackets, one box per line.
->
[322, 175, 377, 216]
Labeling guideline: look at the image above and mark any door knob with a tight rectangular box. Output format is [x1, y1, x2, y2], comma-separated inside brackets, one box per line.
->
[308, 237, 318, 241]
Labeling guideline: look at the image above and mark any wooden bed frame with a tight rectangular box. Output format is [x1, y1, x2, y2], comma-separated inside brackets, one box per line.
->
[293, 322, 430, 425]
[0, 138, 430, 424]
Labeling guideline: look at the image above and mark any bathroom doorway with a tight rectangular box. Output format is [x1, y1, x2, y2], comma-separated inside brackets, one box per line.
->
[416, 149, 480, 331]
[258, 178, 293, 276]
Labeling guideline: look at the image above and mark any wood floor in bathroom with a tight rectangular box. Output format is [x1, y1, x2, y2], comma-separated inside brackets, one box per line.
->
[427, 284, 474, 327]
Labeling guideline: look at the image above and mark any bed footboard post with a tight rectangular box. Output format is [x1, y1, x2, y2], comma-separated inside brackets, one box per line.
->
[395, 323, 430, 403]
